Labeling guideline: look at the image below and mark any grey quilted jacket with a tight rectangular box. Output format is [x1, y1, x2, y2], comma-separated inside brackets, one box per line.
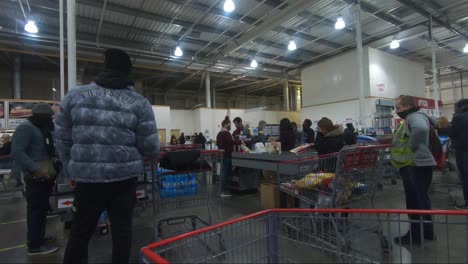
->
[54, 82, 159, 183]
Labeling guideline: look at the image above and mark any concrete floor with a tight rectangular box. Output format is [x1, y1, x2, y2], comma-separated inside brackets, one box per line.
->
[0, 170, 465, 263]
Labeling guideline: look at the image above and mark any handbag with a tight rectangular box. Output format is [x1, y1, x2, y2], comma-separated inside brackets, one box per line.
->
[32, 160, 58, 181]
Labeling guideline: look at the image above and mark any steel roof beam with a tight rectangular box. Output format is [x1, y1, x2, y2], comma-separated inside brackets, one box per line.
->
[218, 0, 314, 55]
[395, 0, 468, 41]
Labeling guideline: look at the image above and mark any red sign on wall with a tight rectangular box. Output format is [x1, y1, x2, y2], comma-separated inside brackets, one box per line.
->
[412, 97, 443, 110]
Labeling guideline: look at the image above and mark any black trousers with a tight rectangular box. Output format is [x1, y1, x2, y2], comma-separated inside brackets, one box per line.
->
[25, 180, 54, 249]
[400, 166, 434, 238]
[63, 177, 137, 264]
[456, 150, 468, 206]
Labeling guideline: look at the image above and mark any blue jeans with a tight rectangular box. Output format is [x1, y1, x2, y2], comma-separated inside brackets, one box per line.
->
[220, 158, 232, 193]
[25, 179, 54, 249]
[456, 151, 468, 206]
[400, 166, 434, 237]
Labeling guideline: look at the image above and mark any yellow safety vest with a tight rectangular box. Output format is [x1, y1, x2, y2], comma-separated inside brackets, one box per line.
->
[391, 121, 414, 169]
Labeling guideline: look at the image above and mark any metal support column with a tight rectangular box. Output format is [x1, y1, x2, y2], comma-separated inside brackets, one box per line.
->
[205, 71, 211, 108]
[59, 0, 65, 98]
[452, 69, 457, 107]
[13, 55, 21, 99]
[67, 0, 77, 90]
[430, 16, 440, 117]
[291, 85, 298, 111]
[212, 85, 216, 108]
[355, 1, 365, 127]
[283, 81, 290, 111]
[461, 72, 465, 99]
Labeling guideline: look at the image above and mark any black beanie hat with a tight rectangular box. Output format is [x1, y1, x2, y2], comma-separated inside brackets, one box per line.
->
[104, 49, 132, 74]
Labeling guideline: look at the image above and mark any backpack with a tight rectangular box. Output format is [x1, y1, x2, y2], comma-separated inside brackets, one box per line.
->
[429, 124, 446, 170]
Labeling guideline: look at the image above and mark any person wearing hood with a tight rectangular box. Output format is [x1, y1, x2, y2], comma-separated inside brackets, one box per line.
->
[344, 123, 357, 145]
[392, 95, 436, 244]
[55, 49, 159, 263]
[279, 118, 295, 151]
[450, 99, 468, 209]
[314, 117, 344, 155]
[11, 103, 58, 256]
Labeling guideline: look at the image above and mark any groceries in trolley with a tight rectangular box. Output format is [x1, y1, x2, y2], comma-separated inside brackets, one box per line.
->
[156, 168, 198, 198]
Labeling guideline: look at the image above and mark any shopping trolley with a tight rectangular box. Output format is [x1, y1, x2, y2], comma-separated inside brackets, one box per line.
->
[431, 136, 461, 206]
[147, 149, 224, 239]
[141, 208, 468, 263]
[277, 145, 390, 208]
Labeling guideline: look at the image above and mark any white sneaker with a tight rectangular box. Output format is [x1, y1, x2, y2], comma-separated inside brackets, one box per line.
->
[27, 245, 59, 256]
[220, 192, 232, 197]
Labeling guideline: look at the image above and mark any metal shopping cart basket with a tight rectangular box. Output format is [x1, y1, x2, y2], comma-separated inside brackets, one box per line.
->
[141, 208, 468, 263]
[147, 149, 223, 239]
[277, 145, 390, 209]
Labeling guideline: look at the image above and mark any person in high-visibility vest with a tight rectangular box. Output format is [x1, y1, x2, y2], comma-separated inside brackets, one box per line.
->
[391, 95, 436, 245]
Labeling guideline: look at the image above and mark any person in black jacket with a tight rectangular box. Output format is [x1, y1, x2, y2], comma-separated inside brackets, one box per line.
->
[451, 99, 468, 209]
[279, 118, 295, 152]
[178, 133, 186, 145]
[302, 119, 315, 144]
[198, 132, 207, 149]
[344, 123, 357, 145]
[315, 117, 344, 155]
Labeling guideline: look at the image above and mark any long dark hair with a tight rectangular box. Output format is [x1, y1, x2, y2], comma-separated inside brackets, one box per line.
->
[280, 118, 292, 132]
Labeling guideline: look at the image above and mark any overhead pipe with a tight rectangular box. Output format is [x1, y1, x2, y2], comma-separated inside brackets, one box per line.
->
[430, 16, 440, 117]
[13, 55, 21, 99]
[67, 0, 77, 90]
[59, 0, 64, 99]
[461, 72, 465, 99]
[355, 1, 366, 127]
[205, 71, 211, 108]
[96, 0, 108, 46]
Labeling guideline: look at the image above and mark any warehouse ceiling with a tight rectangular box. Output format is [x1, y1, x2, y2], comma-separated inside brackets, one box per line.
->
[0, 0, 467, 96]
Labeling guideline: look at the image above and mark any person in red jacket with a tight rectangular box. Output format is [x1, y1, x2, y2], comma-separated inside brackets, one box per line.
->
[216, 116, 240, 197]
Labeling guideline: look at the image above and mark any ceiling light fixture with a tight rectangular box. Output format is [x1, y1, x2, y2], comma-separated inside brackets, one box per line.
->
[390, 39, 400, 49]
[464, 43, 468, 53]
[288, 40, 297, 51]
[223, 0, 235, 13]
[335, 17, 345, 30]
[250, 59, 258, 68]
[24, 20, 38, 34]
[174, 46, 183, 57]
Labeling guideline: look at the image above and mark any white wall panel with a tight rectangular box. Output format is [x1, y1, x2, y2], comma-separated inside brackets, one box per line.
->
[301, 49, 370, 107]
[368, 48, 425, 98]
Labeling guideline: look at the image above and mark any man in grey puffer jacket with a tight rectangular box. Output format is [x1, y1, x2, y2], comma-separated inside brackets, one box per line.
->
[55, 49, 159, 264]
[394, 95, 436, 244]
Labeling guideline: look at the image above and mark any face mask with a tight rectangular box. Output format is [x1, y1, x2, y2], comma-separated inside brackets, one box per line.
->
[226, 125, 231, 131]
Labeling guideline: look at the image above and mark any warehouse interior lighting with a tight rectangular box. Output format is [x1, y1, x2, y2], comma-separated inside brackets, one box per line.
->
[250, 59, 258, 68]
[335, 17, 345, 30]
[174, 46, 183, 57]
[223, 0, 235, 13]
[390, 39, 400, 49]
[464, 43, 468, 53]
[24, 20, 38, 34]
[288, 40, 297, 51]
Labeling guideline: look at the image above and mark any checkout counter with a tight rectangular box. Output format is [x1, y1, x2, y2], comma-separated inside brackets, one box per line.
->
[229, 151, 316, 191]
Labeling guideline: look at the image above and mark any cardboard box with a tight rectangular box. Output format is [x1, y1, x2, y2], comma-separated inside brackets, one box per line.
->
[260, 183, 280, 209]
